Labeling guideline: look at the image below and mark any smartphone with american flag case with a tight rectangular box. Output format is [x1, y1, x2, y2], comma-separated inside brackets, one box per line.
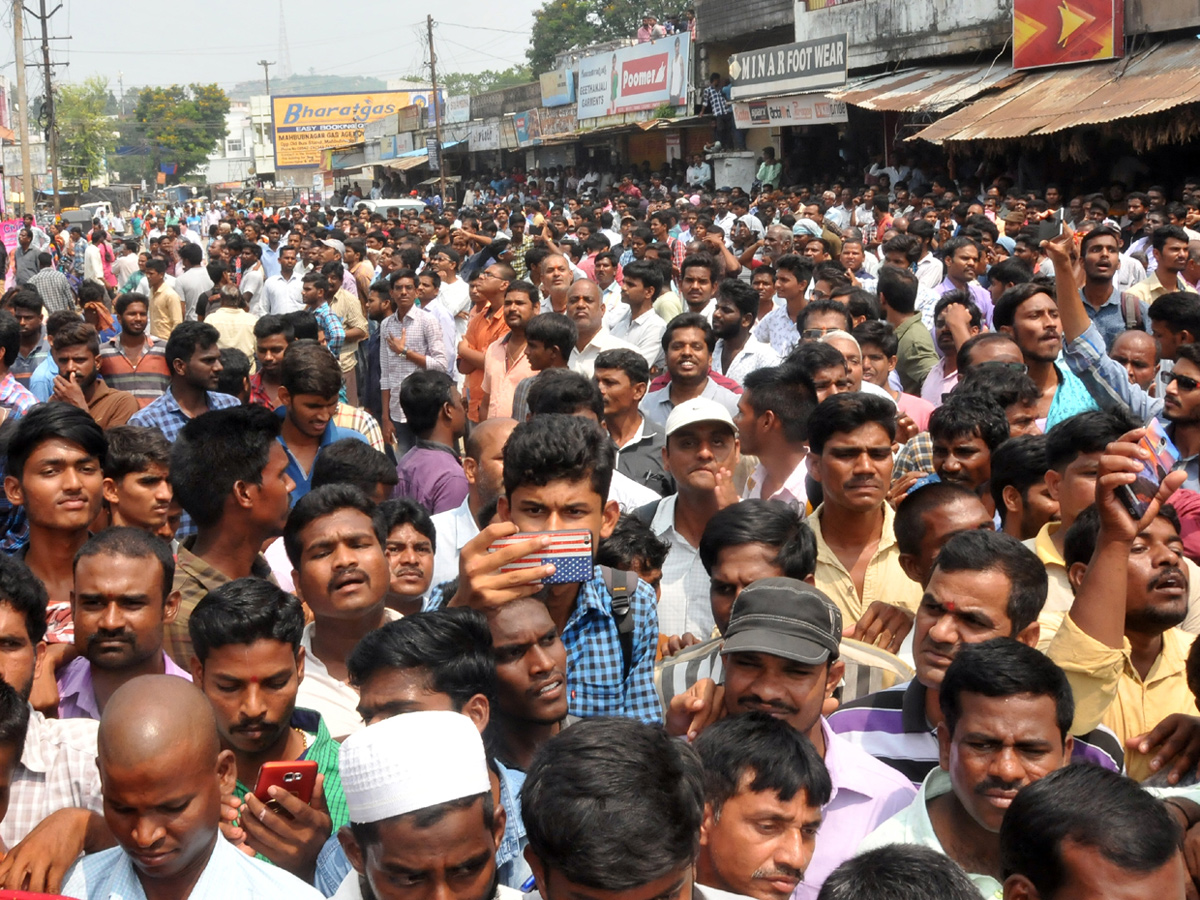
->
[489, 529, 595, 584]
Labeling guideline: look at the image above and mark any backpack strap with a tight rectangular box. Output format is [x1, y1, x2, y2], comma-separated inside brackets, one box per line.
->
[1121, 291, 1143, 332]
[601, 565, 639, 680]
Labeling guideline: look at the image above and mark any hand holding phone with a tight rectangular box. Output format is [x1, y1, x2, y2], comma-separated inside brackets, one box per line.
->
[489, 529, 594, 585]
[1117, 419, 1182, 518]
[253, 760, 317, 809]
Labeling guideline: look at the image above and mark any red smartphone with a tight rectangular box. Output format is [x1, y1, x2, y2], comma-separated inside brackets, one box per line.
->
[253, 760, 317, 806]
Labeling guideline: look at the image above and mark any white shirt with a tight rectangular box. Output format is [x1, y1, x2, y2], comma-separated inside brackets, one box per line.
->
[430, 498, 478, 594]
[176, 265, 215, 321]
[742, 457, 808, 512]
[712, 335, 780, 385]
[264, 269, 306, 315]
[434, 279, 472, 341]
[650, 493, 717, 638]
[241, 263, 267, 316]
[569, 328, 639, 379]
[608, 305, 667, 371]
[609, 469, 660, 513]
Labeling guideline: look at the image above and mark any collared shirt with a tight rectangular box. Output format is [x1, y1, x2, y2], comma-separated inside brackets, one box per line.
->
[712, 335, 780, 385]
[1048, 615, 1198, 782]
[829, 679, 1124, 787]
[380, 307, 448, 423]
[915, 254, 944, 294]
[27, 266, 77, 314]
[752, 303, 801, 356]
[248, 372, 276, 410]
[742, 457, 808, 513]
[0, 371, 38, 418]
[463, 300, 510, 419]
[640, 378, 740, 429]
[297, 616, 400, 742]
[1124, 270, 1199, 308]
[494, 760, 533, 890]
[175, 265, 215, 321]
[63, 831, 323, 900]
[793, 720, 917, 900]
[430, 566, 662, 723]
[855, 768, 1000, 899]
[146, 282, 183, 340]
[1023, 522, 1079, 649]
[920, 358, 958, 407]
[569, 328, 639, 379]
[481, 334, 534, 419]
[807, 502, 922, 625]
[82, 380, 141, 429]
[614, 417, 673, 496]
[129, 387, 241, 444]
[430, 498, 477, 596]
[11, 337, 50, 387]
[332, 402, 386, 453]
[206, 307, 260, 360]
[309, 301, 345, 359]
[395, 440, 469, 514]
[650, 494, 718, 638]
[4, 708, 101, 848]
[1080, 285, 1150, 352]
[57, 652, 192, 721]
[1043, 360, 1101, 431]
[277, 409, 368, 505]
[98, 335, 170, 407]
[13, 247, 39, 286]
[264, 269, 305, 315]
[330, 289, 367, 374]
[934, 276, 995, 329]
[166, 537, 275, 669]
[609, 306, 668, 371]
[894, 315, 938, 395]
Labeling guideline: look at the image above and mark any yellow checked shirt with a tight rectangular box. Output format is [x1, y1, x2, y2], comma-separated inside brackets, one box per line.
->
[1047, 615, 1198, 782]
[808, 502, 922, 625]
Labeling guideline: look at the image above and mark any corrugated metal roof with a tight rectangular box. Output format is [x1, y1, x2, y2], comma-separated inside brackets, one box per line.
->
[829, 64, 1023, 113]
[912, 40, 1200, 144]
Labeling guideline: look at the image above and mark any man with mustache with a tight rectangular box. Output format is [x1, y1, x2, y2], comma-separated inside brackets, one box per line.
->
[285, 485, 396, 742]
[927, 394, 1010, 515]
[49, 322, 139, 429]
[857, 639, 1075, 896]
[190, 577, 348, 880]
[59, 528, 186, 720]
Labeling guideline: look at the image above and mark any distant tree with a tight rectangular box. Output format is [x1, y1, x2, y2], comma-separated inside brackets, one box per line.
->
[119, 84, 230, 184]
[440, 66, 534, 97]
[56, 77, 115, 184]
[527, 0, 678, 74]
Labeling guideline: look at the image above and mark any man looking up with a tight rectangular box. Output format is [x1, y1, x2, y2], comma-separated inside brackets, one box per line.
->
[165, 405, 294, 667]
[98, 293, 171, 408]
[285, 485, 395, 741]
[395, 369, 469, 515]
[381, 269, 448, 454]
[567, 279, 636, 379]
[712, 278, 779, 383]
[735, 365, 817, 512]
[100, 426, 175, 538]
[60, 676, 321, 900]
[857, 639, 1076, 896]
[189, 579, 347, 878]
[59, 528, 186, 720]
[594, 349, 673, 497]
[641, 314, 739, 429]
[1076, 225, 1138, 351]
[50, 323, 140, 429]
[753, 254, 813, 357]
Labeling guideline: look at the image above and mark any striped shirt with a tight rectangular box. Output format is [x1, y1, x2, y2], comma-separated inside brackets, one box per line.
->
[827, 679, 1124, 786]
[98, 335, 170, 407]
[380, 306, 447, 423]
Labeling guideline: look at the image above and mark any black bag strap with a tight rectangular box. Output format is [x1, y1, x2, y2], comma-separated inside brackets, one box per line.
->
[601, 565, 638, 680]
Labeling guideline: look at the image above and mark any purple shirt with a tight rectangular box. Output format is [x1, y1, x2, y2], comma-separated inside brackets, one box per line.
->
[792, 719, 917, 900]
[394, 440, 469, 514]
[57, 652, 193, 720]
[935, 276, 995, 330]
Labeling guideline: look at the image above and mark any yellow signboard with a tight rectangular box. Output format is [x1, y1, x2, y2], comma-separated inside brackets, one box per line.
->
[271, 91, 436, 169]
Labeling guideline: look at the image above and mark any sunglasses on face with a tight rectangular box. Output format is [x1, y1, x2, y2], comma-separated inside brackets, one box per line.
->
[1168, 371, 1200, 392]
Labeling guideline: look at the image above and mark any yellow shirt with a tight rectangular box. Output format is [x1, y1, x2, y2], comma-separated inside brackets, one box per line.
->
[1124, 271, 1199, 307]
[147, 282, 182, 341]
[330, 289, 368, 374]
[1023, 523, 1075, 651]
[808, 502, 923, 624]
[1047, 614, 1198, 781]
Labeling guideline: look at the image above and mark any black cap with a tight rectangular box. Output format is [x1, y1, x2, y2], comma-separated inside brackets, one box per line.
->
[721, 578, 842, 665]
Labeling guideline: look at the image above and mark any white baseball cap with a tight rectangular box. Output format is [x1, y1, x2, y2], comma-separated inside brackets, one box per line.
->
[664, 397, 736, 437]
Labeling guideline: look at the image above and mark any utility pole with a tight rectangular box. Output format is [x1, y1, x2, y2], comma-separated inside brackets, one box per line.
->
[37, 0, 60, 212]
[11, 1, 34, 217]
[426, 15, 446, 204]
[257, 59, 274, 95]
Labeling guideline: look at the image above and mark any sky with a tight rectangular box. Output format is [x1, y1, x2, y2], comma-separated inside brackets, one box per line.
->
[1, 0, 542, 95]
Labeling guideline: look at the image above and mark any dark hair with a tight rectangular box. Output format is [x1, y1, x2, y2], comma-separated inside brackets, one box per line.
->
[956, 364, 1040, 410]
[1045, 410, 1137, 473]
[0, 311, 19, 369]
[929, 393, 1010, 450]
[170, 405, 282, 528]
[989, 257, 1034, 289]
[347, 608, 495, 707]
[51, 321, 100, 357]
[784, 341, 847, 383]
[1063, 503, 1180, 570]
[102, 425, 171, 482]
[595, 513, 671, 573]
[717, 278, 760, 322]
[932, 530, 1047, 633]
[7, 402, 106, 483]
[799, 299, 852, 333]
[254, 314, 295, 343]
[1148, 291, 1200, 339]
[817, 845, 981, 900]
[661, 312, 715, 353]
[679, 253, 722, 284]
[179, 243, 203, 266]
[378, 497, 436, 551]
[840, 288, 881, 323]
[312, 439, 399, 495]
[283, 310, 319, 342]
[698, 500, 817, 581]
[1152, 224, 1190, 253]
[1000, 765, 1181, 894]
[281, 340, 341, 400]
[144, 257, 167, 276]
[989, 434, 1050, 525]
[877, 265, 918, 315]
[283, 484, 387, 568]
[933, 290, 982, 330]
[623, 260, 664, 298]
[852, 319, 898, 358]
[958, 332, 1019, 373]
[0, 555, 47, 645]
[503, 414, 613, 503]
[880, 233, 921, 264]
[74, 527, 175, 602]
[940, 638, 1074, 740]
[594, 348, 649, 386]
[695, 712, 831, 816]
[521, 717, 705, 890]
[526, 313, 577, 362]
[894, 481, 985, 556]
[807, 392, 896, 455]
[399, 369, 456, 437]
[0, 677, 29, 757]
[188, 577, 306, 663]
[743, 365, 818, 444]
[527, 369, 604, 419]
[993, 282, 1055, 331]
[7, 289, 41, 318]
[164, 321, 220, 372]
[774, 254, 814, 284]
[217, 348, 251, 396]
[114, 293, 150, 319]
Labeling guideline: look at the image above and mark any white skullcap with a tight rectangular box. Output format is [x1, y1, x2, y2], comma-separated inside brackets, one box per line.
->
[339, 710, 490, 824]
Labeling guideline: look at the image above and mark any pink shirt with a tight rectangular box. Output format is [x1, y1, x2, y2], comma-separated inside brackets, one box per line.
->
[896, 390, 935, 432]
[481, 334, 534, 419]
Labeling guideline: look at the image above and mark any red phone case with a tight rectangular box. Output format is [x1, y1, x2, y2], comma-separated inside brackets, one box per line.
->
[253, 760, 318, 804]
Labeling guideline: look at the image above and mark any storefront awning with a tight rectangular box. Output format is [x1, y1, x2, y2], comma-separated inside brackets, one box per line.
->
[829, 63, 1022, 114]
[911, 40, 1200, 144]
[381, 155, 428, 171]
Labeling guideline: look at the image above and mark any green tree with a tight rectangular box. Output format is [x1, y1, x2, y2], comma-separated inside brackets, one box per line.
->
[119, 84, 230, 185]
[440, 66, 534, 98]
[56, 77, 115, 185]
[527, 0, 678, 74]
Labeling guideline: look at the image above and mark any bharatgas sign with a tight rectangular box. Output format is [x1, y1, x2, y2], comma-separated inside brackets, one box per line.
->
[271, 91, 415, 169]
[728, 35, 848, 100]
[577, 34, 691, 121]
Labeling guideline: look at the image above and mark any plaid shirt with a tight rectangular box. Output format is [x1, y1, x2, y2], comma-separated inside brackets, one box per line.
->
[0, 372, 38, 418]
[703, 85, 731, 115]
[509, 233, 535, 280]
[249, 372, 276, 410]
[431, 566, 662, 724]
[332, 402, 385, 452]
[129, 387, 241, 443]
[893, 431, 934, 481]
[380, 306, 447, 423]
[308, 301, 345, 359]
[26, 266, 77, 315]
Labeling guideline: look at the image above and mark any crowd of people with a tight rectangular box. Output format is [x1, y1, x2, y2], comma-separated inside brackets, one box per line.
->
[0, 162, 1199, 899]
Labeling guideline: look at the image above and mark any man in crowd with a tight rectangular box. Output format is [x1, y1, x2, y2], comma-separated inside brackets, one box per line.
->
[98, 293, 170, 408]
[380, 269, 448, 454]
[753, 255, 813, 357]
[99, 426, 175, 538]
[711, 278, 779, 384]
[249, 315, 294, 410]
[568, 279, 636, 378]
[736, 365, 817, 512]
[877, 265, 937, 394]
[595, 349, 673, 497]
[144, 258, 182, 340]
[395, 369, 469, 515]
[49, 322, 139, 429]
[479, 280, 535, 421]
[989, 434, 1058, 542]
[641, 315, 739, 428]
[608, 259, 667, 372]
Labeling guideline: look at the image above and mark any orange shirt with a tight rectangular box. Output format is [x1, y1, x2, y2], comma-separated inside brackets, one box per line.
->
[462, 301, 509, 421]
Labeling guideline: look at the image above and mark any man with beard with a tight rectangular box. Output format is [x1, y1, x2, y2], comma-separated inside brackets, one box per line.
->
[98, 293, 171, 407]
[711, 279, 779, 384]
[59, 528, 186, 721]
[49, 323, 139, 429]
[857, 640, 1076, 896]
[994, 283, 1098, 430]
[189, 579, 347, 880]
[480, 282, 536, 420]
[927, 394, 1010, 515]
[934, 237, 994, 328]
[248, 315, 294, 411]
[60, 676, 321, 900]
[336, 711, 521, 900]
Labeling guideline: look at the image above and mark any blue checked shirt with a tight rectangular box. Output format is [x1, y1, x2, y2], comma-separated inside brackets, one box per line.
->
[129, 387, 242, 443]
[310, 301, 345, 359]
[429, 567, 662, 724]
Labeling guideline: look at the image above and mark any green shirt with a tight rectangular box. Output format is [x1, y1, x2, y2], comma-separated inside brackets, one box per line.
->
[894, 314, 939, 396]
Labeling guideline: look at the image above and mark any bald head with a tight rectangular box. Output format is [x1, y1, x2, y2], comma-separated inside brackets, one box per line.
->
[99, 675, 220, 768]
[1111, 328, 1159, 391]
[465, 417, 516, 463]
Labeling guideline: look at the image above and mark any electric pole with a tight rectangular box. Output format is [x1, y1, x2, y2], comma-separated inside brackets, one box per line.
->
[37, 0, 60, 212]
[11, 0, 34, 217]
[257, 59, 274, 95]
[426, 15, 446, 204]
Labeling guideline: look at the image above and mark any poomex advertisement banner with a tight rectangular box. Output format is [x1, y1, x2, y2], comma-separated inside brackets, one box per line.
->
[577, 34, 691, 121]
[272, 91, 414, 169]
